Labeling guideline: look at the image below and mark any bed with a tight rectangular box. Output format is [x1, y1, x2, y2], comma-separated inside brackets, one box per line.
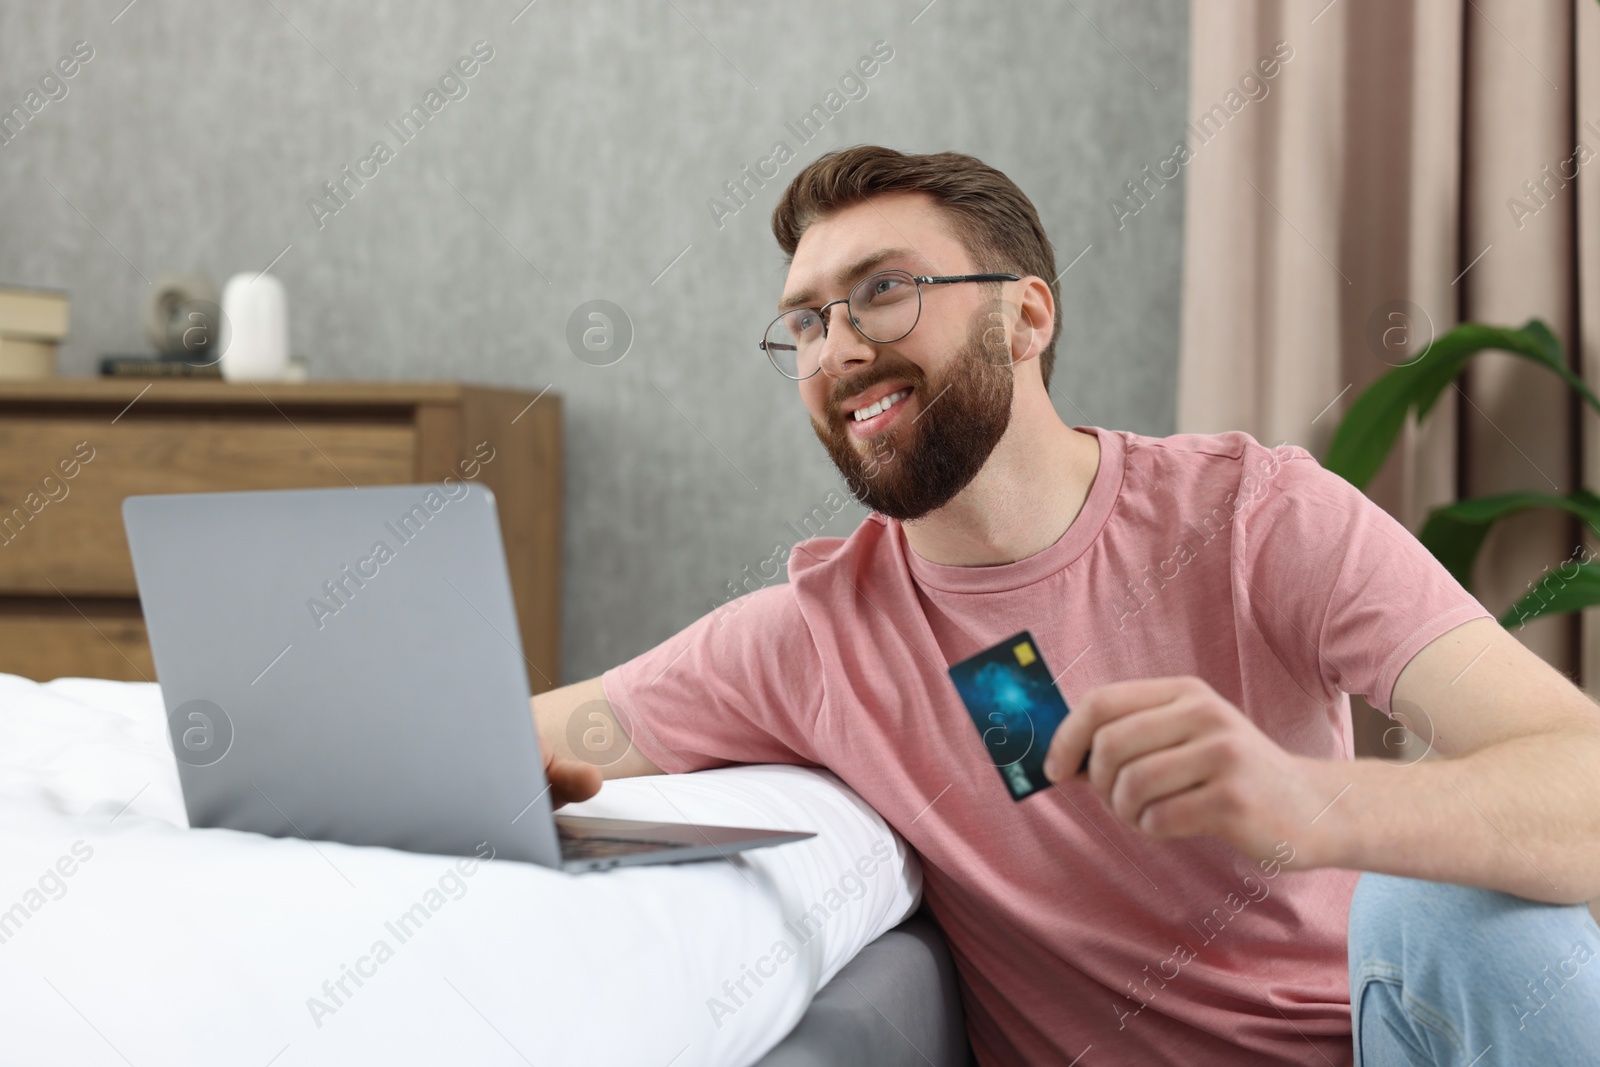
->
[0, 673, 972, 1066]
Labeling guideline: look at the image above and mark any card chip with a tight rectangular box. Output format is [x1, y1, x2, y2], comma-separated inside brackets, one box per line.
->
[1012, 641, 1036, 666]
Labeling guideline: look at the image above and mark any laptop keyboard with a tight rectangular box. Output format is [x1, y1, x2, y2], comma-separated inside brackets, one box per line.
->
[557, 832, 688, 860]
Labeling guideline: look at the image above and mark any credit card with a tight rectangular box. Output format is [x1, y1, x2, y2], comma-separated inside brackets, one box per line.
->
[947, 630, 1084, 800]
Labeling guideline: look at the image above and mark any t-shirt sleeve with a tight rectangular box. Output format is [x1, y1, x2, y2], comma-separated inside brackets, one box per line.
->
[599, 581, 826, 774]
[1238, 445, 1495, 717]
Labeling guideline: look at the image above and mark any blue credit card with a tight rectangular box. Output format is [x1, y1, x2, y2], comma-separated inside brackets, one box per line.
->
[947, 630, 1084, 800]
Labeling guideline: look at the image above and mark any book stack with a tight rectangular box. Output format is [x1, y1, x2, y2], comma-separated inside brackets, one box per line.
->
[0, 285, 69, 379]
[99, 354, 222, 378]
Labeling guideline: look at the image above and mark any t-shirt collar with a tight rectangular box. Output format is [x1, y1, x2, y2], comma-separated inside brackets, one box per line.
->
[894, 425, 1124, 594]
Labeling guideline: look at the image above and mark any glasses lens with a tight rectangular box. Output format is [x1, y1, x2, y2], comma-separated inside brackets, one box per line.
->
[849, 271, 920, 343]
[764, 308, 823, 379]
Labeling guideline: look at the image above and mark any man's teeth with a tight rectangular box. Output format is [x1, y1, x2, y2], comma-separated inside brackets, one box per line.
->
[851, 388, 911, 422]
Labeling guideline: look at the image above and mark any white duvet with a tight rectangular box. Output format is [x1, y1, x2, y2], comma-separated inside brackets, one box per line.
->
[0, 674, 921, 1067]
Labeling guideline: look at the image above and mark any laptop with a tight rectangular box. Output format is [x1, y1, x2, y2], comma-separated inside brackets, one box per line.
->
[122, 482, 814, 872]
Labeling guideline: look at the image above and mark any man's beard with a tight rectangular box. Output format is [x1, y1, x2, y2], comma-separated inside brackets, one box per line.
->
[811, 302, 1014, 522]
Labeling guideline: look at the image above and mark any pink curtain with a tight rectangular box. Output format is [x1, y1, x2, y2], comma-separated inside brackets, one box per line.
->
[1178, 1, 1600, 749]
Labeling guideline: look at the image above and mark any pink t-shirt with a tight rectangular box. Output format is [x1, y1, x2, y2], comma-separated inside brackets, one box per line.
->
[601, 425, 1493, 1066]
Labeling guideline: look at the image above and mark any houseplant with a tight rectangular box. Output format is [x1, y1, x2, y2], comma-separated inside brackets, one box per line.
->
[1322, 319, 1600, 629]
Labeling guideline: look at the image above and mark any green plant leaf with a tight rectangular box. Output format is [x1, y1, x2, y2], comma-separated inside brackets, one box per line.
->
[1419, 489, 1600, 589]
[1498, 560, 1600, 630]
[1323, 320, 1600, 489]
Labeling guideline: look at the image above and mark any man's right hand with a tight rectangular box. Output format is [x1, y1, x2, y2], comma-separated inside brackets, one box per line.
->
[545, 750, 602, 809]
[531, 675, 665, 808]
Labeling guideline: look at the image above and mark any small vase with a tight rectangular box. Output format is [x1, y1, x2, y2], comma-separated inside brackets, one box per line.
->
[219, 272, 289, 382]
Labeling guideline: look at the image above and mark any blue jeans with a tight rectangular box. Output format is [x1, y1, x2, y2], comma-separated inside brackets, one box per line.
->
[1348, 872, 1600, 1066]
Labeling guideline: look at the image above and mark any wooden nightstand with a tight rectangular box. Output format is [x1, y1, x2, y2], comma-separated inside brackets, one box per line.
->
[0, 380, 561, 690]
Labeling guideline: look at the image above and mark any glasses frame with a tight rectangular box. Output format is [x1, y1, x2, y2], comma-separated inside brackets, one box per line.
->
[759, 269, 1021, 380]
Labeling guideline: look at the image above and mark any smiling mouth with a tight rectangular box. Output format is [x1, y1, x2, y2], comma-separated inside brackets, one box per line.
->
[850, 387, 912, 421]
[844, 387, 913, 437]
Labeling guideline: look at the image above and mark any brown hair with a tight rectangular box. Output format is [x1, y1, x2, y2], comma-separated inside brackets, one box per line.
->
[770, 145, 1062, 391]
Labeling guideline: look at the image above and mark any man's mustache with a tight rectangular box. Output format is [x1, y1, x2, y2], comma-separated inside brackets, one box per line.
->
[827, 364, 927, 422]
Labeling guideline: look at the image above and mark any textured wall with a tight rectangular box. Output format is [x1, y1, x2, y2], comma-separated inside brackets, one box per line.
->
[0, 0, 1189, 683]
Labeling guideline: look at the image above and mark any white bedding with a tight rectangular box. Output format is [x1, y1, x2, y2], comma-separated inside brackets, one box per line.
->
[0, 674, 921, 1066]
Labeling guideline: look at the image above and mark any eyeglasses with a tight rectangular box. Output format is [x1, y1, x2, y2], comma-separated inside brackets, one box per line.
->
[759, 269, 1020, 380]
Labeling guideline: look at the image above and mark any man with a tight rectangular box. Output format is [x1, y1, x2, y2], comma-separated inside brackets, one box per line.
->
[535, 146, 1600, 1065]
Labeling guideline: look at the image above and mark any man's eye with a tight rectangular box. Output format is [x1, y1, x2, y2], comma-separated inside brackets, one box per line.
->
[866, 276, 910, 303]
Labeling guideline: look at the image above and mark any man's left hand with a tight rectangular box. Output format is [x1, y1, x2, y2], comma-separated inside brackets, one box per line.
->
[1043, 675, 1337, 865]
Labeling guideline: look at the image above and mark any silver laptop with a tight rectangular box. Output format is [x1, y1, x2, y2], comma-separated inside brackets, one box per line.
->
[122, 483, 813, 872]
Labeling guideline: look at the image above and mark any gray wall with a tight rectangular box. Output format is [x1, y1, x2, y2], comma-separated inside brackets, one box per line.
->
[0, 0, 1189, 683]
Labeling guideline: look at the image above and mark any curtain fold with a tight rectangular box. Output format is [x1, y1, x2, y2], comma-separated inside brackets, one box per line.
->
[1579, 0, 1600, 684]
[1460, 0, 1579, 677]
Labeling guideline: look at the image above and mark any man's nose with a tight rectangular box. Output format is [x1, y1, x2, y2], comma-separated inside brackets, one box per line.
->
[815, 303, 875, 379]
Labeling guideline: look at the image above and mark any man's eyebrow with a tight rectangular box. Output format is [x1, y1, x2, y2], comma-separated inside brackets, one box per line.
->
[778, 247, 920, 312]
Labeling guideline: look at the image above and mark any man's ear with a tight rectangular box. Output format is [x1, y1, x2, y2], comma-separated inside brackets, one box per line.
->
[1010, 276, 1055, 366]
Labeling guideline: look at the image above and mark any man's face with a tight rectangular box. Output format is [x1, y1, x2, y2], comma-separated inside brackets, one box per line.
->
[780, 192, 1017, 522]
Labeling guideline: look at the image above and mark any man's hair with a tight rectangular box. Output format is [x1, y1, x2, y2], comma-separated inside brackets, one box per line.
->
[770, 145, 1062, 391]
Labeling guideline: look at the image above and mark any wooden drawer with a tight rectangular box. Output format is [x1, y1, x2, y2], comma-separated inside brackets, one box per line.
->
[0, 599, 154, 682]
[0, 416, 416, 595]
[0, 380, 562, 688]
